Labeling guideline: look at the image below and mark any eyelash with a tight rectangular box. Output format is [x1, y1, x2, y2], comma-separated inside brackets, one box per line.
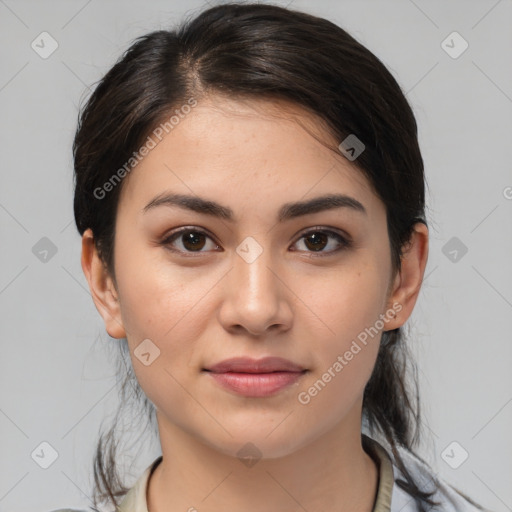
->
[160, 226, 352, 257]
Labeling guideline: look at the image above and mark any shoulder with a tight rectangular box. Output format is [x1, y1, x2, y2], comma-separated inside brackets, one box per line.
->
[390, 443, 489, 512]
[365, 434, 489, 512]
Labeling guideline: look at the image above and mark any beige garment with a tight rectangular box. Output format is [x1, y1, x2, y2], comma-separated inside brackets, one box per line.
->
[117, 434, 394, 512]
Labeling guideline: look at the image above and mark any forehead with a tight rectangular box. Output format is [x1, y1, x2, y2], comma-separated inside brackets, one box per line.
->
[117, 95, 381, 219]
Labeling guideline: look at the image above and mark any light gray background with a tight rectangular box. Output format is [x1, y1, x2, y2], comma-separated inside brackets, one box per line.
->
[1, 1, 511, 511]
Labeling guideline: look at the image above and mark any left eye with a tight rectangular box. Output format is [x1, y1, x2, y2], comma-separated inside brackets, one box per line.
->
[161, 228, 350, 255]
[292, 229, 350, 254]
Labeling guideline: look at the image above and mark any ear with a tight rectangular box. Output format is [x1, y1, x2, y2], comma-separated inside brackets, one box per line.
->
[383, 222, 429, 331]
[81, 228, 127, 339]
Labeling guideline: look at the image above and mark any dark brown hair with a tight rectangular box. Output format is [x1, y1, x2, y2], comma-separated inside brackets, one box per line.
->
[72, 3, 483, 511]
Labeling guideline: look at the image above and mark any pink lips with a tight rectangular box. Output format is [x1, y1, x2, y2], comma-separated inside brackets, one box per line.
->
[203, 356, 307, 397]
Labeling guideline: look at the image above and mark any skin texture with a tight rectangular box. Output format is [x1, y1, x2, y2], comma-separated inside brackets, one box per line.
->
[81, 95, 428, 512]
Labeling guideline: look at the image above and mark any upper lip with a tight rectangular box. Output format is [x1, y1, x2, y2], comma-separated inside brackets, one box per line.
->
[204, 356, 306, 373]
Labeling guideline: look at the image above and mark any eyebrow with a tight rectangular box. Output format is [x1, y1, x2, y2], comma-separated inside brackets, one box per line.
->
[142, 192, 367, 221]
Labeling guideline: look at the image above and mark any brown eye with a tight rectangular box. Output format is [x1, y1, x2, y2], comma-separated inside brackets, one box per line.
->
[181, 231, 206, 251]
[162, 228, 219, 254]
[303, 232, 329, 251]
[292, 229, 350, 255]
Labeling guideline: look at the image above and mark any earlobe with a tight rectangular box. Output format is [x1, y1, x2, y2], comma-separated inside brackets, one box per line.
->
[80, 228, 127, 339]
[384, 222, 429, 331]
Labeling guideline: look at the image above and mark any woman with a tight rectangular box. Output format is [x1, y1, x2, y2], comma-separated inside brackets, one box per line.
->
[58, 2, 489, 511]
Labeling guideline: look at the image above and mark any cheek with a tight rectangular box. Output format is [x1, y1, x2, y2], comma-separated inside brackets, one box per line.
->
[298, 263, 386, 398]
[310, 261, 388, 344]
[114, 251, 234, 398]
[115, 265, 216, 419]
[115, 245, 215, 341]
[296, 294, 382, 425]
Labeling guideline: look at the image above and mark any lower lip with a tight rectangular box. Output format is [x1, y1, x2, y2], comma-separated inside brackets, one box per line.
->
[205, 371, 306, 397]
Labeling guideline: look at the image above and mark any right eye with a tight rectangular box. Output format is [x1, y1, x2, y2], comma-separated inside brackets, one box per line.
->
[160, 227, 221, 255]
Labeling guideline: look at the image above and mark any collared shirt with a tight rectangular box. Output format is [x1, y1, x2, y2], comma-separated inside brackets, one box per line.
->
[51, 434, 485, 512]
[115, 434, 483, 512]
[117, 436, 394, 511]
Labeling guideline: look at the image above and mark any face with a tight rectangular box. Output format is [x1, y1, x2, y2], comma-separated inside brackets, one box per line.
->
[89, 95, 406, 458]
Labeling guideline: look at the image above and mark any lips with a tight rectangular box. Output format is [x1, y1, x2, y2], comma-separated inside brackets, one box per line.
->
[203, 357, 307, 397]
[203, 356, 305, 374]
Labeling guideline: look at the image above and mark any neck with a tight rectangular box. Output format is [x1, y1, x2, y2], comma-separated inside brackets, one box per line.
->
[147, 410, 379, 512]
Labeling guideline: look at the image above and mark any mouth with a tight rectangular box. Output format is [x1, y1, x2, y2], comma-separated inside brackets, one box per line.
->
[203, 370, 307, 397]
[203, 356, 306, 374]
[202, 356, 308, 397]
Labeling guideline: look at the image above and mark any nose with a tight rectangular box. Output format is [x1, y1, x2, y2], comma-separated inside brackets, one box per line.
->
[218, 243, 293, 336]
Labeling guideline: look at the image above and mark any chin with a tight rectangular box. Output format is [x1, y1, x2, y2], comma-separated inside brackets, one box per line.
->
[197, 422, 315, 461]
